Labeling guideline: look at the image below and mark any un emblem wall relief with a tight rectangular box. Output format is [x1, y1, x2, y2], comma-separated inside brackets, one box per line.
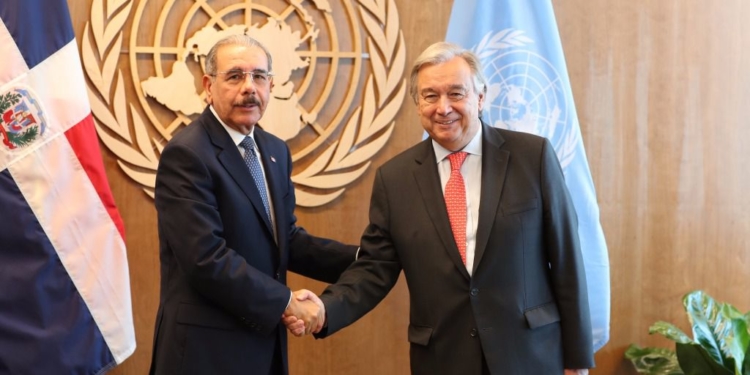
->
[82, 0, 405, 207]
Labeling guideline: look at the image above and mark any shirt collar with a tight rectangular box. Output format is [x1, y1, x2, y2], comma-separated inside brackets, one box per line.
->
[209, 105, 255, 147]
[432, 124, 483, 164]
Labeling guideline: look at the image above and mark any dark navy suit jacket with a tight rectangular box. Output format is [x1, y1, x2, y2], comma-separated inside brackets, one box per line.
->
[150, 108, 357, 375]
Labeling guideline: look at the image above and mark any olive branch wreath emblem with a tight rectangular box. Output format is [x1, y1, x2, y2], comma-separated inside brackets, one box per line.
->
[82, 0, 405, 206]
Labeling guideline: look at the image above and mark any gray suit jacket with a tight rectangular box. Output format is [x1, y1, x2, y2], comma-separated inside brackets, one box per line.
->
[318, 123, 594, 374]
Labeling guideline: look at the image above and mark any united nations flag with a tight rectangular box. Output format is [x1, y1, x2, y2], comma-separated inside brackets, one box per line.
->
[446, 0, 611, 351]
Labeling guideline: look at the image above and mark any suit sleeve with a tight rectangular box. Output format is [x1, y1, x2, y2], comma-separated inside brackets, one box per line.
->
[315, 168, 402, 337]
[276, 143, 359, 283]
[288, 227, 359, 284]
[540, 138, 595, 368]
[155, 142, 290, 335]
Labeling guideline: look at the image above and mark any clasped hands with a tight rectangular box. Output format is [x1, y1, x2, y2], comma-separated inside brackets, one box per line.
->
[282, 289, 324, 337]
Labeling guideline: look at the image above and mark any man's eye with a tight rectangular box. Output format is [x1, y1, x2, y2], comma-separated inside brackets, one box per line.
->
[423, 95, 438, 103]
[252, 73, 267, 82]
[449, 92, 465, 100]
[226, 73, 243, 81]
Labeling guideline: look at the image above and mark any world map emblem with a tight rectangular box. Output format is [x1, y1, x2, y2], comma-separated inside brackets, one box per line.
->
[473, 29, 578, 169]
[82, 0, 405, 206]
[0, 87, 47, 151]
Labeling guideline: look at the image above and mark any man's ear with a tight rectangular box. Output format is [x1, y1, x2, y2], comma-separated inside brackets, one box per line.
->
[203, 75, 214, 104]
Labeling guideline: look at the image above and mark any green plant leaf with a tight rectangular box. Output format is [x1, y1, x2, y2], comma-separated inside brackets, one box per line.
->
[716, 304, 750, 374]
[683, 290, 750, 374]
[683, 291, 734, 369]
[627, 291, 750, 375]
[625, 344, 684, 374]
[650, 321, 692, 344]
[676, 342, 733, 375]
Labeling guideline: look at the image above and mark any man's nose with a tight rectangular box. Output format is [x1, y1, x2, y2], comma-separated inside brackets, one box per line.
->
[435, 96, 453, 115]
[241, 74, 257, 93]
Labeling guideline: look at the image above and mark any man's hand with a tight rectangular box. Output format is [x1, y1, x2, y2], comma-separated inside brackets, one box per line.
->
[281, 314, 305, 337]
[564, 369, 588, 375]
[282, 289, 325, 336]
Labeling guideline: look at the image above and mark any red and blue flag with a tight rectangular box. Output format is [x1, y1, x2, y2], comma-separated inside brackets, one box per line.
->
[0, 0, 136, 373]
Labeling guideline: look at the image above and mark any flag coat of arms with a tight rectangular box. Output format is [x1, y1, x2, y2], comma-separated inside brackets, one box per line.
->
[0, 0, 136, 373]
[446, 0, 611, 351]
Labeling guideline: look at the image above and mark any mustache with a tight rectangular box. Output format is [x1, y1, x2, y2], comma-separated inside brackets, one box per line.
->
[236, 97, 260, 106]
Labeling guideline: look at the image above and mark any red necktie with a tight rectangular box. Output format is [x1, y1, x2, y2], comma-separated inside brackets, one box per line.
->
[444, 152, 468, 264]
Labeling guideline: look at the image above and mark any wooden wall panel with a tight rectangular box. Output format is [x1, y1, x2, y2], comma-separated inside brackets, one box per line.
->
[554, 1, 750, 373]
[63, 1, 750, 374]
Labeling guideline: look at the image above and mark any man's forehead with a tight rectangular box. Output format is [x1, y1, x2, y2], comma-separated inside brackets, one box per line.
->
[216, 44, 268, 68]
[419, 83, 468, 93]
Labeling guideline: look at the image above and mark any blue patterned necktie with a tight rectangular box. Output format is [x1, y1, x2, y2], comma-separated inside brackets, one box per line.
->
[239, 136, 272, 223]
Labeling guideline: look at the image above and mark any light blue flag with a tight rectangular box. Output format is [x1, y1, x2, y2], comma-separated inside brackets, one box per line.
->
[446, 0, 610, 351]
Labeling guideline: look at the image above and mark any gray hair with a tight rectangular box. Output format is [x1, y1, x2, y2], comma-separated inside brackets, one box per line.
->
[204, 34, 273, 76]
[409, 42, 487, 103]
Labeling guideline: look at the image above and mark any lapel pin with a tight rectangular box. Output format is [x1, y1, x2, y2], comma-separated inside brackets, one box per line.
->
[270, 156, 276, 163]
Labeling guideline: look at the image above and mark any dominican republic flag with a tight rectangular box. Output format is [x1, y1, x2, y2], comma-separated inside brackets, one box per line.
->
[446, 0, 611, 351]
[0, 0, 135, 373]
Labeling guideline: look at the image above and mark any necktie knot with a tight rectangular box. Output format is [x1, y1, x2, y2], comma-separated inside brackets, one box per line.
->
[447, 151, 468, 171]
[239, 136, 256, 153]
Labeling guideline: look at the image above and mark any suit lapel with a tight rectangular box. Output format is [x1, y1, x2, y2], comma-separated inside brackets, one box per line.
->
[413, 141, 471, 280]
[472, 124, 509, 273]
[202, 110, 274, 235]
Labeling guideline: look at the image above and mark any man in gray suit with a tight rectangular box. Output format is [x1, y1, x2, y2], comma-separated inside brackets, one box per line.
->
[289, 42, 593, 374]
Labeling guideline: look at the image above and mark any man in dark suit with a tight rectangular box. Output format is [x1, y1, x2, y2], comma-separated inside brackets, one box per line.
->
[298, 42, 594, 374]
[149, 35, 358, 375]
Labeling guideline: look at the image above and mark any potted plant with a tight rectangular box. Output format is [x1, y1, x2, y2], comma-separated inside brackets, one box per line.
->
[625, 290, 750, 375]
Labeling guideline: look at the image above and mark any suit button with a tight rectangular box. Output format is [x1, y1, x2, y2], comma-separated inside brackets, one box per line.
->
[470, 288, 479, 296]
[470, 328, 478, 337]
[275, 272, 280, 279]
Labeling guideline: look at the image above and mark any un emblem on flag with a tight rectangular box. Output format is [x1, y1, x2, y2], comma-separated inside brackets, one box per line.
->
[474, 29, 578, 169]
[0, 87, 47, 151]
[82, 0, 405, 206]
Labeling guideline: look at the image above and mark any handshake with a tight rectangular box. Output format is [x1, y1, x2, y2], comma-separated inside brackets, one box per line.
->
[281, 289, 324, 337]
